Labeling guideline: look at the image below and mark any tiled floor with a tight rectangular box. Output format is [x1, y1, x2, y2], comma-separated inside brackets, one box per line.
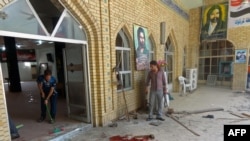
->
[4, 81, 90, 141]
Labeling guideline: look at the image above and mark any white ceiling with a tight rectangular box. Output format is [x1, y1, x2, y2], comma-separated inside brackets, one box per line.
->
[179, 0, 203, 10]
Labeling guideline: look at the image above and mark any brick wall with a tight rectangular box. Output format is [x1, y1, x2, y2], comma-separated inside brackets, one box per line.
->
[0, 0, 189, 127]
[2, 0, 247, 129]
[0, 66, 10, 140]
[0, 0, 13, 8]
[189, 0, 249, 90]
[60, 0, 189, 126]
[228, 26, 250, 90]
[188, 8, 201, 69]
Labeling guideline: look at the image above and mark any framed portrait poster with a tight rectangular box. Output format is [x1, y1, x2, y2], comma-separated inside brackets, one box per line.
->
[200, 2, 228, 41]
[235, 49, 247, 63]
[133, 25, 149, 71]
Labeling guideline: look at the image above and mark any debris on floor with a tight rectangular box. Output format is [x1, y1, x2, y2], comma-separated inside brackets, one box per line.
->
[229, 111, 250, 119]
[109, 134, 155, 141]
[108, 122, 118, 127]
[216, 117, 248, 120]
[48, 126, 65, 135]
[242, 113, 250, 118]
[112, 110, 138, 123]
[133, 121, 138, 124]
[132, 113, 138, 119]
[48, 128, 64, 135]
[101, 132, 107, 138]
[202, 115, 214, 118]
[110, 110, 139, 126]
[166, 114, 200, 136]
[229, 111, 246, 118]
[213, 111, 250, 124]
[233, 90, 246, 93]
[173, 107, 224, 115]
[16, 124, 24, 129]
[166, 107, 223, 119]
[166, 108, 174, 114]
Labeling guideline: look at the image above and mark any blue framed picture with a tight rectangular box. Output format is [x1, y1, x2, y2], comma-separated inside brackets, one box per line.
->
[235, 49, 247, 63]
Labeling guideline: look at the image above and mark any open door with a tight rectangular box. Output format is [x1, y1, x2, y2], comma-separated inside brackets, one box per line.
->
[63, 43, 91, 123]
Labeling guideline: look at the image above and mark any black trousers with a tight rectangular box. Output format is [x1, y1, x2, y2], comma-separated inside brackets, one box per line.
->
[40, 93, 58, 119]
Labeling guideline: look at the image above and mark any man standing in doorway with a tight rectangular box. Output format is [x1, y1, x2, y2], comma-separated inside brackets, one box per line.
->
[37, 69, 58, 124]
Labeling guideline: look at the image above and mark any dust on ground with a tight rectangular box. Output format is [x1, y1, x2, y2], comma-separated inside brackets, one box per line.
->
[69, 85, 250, 141]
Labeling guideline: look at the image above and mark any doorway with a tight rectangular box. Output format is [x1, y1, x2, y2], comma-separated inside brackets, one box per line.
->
[0, 0, 92, 139]
[63, 43, 91, 123]
[0, 37, 91, 140]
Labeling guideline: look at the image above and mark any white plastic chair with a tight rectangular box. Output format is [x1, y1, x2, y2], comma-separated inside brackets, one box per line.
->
[178, 76, 191, 95]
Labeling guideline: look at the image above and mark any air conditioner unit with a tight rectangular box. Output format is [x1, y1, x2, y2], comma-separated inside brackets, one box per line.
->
[186, 68, 198, 91]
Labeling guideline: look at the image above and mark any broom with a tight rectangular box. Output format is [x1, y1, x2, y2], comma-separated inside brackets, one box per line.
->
[46, 104, 64, 134]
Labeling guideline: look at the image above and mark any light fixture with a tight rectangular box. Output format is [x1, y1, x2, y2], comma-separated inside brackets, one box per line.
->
[24, 62, 31, 67]
[36, 40, 43, 45]
[16, 44, 21, 48]
[1, 46, 6, 51]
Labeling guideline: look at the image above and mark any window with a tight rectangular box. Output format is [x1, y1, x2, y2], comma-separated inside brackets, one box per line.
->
[148, 37, 155, 61]
[164, 37, 174, 84]
[115, 29, 132, 90]
[182, 47, 187, 77]
[198, 40, 234, 81]
[0, 0, 86, 41]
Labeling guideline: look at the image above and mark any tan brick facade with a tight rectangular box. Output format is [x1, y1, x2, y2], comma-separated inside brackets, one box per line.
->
[1, 0, 249, 138]
[189, 0, 249, 90]
[0, 0, 13, 140]
[0, 65, 10, 140]
[58, 0, 189, 126]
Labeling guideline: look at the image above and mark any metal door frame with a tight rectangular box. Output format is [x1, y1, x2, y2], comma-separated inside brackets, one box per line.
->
[63, 43, 91, 123]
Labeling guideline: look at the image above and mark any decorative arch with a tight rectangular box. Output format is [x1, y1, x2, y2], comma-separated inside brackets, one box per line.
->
[0, 0, 13, 8]
[182, 45, 187, 77]
[148, 34, 156, 61]
[167, 29, 178, 51]
[113, 22, 134, 68]
[59, 0, 104, 126]
[59, 0, 101, 44]
[114, 23, 133, 46]
[164, 28, 179, 92]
